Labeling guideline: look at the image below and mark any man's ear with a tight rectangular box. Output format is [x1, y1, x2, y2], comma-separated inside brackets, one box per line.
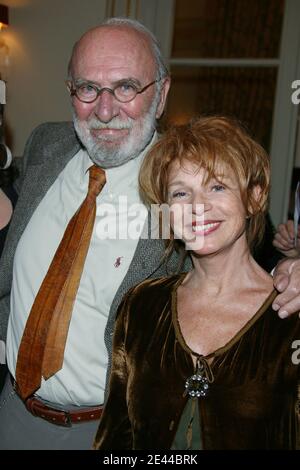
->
[248, 185, 262, 215]
[156, 77, 171, 119]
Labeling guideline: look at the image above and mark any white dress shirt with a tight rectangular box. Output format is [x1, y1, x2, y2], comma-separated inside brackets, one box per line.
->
[6, 136, 154, 406]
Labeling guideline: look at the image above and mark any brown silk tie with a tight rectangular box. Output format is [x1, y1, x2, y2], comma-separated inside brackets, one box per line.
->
[16, 165, 106, 400]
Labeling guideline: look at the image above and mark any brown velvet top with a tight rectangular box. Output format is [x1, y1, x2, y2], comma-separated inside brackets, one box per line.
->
[94, 274, 300, 450]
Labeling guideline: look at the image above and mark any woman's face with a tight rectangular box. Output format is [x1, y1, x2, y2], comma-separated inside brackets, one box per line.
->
[167, 160, 248, 255]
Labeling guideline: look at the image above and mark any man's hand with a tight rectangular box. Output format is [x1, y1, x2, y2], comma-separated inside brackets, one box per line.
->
[272, 257, 300, 318]
[273, 220, 300, 258]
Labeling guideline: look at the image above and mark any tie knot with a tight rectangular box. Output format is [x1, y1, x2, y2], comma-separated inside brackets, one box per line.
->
[88, 165, 106, 197]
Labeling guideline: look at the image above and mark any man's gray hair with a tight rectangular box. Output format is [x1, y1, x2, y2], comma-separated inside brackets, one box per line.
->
[102, 17, 169, 81]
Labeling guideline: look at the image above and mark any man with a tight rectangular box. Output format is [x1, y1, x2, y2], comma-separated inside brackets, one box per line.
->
[0, 18, 298, 450]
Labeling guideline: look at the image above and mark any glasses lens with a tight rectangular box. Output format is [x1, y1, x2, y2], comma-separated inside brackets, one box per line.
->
[77, 84, 98, 102]
[114, 83, 137, 102]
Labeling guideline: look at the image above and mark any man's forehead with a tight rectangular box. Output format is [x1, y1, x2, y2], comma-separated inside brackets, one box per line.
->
[72, 26, 156, 80]
[78, 27, 154, 64]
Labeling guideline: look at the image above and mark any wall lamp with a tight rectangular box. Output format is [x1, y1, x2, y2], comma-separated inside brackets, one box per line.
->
[0, 5, 8, 31]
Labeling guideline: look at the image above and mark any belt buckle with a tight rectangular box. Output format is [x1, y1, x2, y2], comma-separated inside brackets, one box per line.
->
[61, 410, 72, 427]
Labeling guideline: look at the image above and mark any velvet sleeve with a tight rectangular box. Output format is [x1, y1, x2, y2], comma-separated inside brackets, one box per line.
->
[93, 292, 133, 450]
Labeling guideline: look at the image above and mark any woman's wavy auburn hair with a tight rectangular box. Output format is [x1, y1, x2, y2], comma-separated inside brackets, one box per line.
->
[139, 116, 270, 253]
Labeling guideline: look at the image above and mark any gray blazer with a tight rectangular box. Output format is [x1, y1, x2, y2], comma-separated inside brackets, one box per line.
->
[0, 122, 190, 370]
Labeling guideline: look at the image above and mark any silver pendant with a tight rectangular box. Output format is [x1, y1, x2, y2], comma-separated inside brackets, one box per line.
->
[184, 373, 209, 398]
[184, 356, 213, 398]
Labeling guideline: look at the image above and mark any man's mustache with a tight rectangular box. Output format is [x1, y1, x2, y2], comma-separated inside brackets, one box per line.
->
[87, 117, 133, 130]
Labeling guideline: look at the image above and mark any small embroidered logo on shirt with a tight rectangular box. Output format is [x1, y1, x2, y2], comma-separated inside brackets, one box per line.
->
[114, 256, 123, 268]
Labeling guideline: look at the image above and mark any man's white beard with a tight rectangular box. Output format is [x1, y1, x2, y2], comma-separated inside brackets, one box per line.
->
[73, 94, 159, 169]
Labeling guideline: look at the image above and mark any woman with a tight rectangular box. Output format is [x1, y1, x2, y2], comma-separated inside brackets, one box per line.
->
[94, 116, 299, 450]
[0, 144, 18, 392]
[0, 143, 17, 259]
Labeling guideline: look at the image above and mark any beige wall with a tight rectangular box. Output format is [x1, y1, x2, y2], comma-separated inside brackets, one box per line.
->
[1, 0, 107, 156]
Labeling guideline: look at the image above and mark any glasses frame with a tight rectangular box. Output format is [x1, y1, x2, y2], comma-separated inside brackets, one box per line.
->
[66, 79, 160, 104]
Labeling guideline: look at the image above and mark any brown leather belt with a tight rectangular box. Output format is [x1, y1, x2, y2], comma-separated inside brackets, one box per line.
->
[24, 396, 103, 427]
[12, 376, 103, 427]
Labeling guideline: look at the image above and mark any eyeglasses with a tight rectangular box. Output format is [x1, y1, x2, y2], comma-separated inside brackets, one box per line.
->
[67, 79, 159, 104]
